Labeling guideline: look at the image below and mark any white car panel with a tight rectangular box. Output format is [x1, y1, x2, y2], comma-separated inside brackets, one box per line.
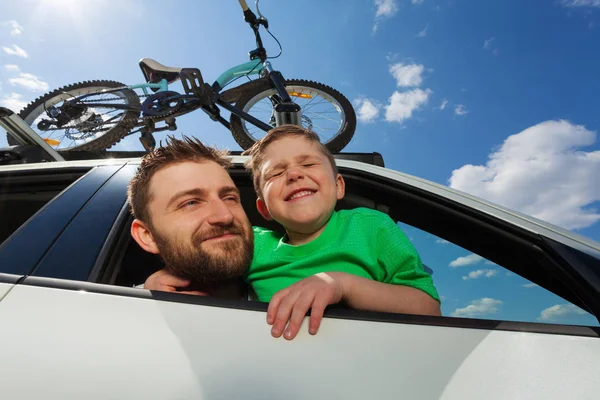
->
[0, 283, 598, 399]
[0, 282, 14, 301]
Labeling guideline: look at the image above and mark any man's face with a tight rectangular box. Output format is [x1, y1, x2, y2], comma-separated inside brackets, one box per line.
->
[145, 161, 253, 286]
[258, 136, 344, 235]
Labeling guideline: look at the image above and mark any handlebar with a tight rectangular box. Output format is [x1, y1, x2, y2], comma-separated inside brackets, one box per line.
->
[238, 0, 272, 61]
[237, 0, 249, 11]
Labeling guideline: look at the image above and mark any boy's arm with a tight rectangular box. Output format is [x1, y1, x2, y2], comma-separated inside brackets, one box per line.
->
[336, 272, 441, 315]
[267, 272, 440, 341]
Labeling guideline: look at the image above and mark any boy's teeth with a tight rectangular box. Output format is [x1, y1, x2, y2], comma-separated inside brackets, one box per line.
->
[289, 190, 313, 200]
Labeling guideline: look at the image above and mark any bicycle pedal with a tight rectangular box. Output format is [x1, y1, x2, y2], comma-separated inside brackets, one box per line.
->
[180, 68, 209, 102]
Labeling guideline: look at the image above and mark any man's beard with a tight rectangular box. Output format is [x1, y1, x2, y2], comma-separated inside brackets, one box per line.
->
[153, 223, 253, 287]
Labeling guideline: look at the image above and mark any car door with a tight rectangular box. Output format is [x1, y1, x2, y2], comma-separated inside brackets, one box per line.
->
[0, 159, 599, 400]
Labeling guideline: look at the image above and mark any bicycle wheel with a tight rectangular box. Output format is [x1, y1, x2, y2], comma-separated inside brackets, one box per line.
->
[229, 79, 356, 153]
[10, 80, 141, 151]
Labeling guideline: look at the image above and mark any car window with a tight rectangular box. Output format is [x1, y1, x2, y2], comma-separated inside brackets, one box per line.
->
[398, 222, 599, 327]
[0, 168, 88, 249]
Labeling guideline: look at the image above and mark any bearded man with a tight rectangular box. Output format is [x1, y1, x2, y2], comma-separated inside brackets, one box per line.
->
[128, 135, 254, 299]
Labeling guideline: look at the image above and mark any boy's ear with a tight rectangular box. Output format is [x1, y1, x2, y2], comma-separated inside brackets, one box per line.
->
[131, 219, 160, 255]
[256, 198, 273, 221]
[335, 173, 346, 200]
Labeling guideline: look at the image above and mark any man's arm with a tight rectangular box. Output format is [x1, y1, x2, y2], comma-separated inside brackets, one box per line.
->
[142, 268, 209, 295]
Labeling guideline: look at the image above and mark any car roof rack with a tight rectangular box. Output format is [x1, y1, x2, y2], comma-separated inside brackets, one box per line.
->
[1, 106, 384, 167]
[0, 107, 65, 165]
[59, 149, 385, 167]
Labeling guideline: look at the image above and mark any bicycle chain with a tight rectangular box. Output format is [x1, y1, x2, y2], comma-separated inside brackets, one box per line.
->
[42, 93, 182, 132]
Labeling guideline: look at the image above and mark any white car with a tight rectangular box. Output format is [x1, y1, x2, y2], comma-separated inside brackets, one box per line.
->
[1, 107, 599, 399]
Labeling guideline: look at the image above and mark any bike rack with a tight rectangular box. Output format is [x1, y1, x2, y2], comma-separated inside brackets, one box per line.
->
[0, 107, 65, 163]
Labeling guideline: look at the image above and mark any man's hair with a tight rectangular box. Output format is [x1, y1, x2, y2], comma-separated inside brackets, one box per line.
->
[242, 124, 338, 198]
[127, 135, 231, 225]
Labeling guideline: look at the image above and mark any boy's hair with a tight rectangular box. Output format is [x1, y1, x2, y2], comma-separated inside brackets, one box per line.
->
[127, 135, 231, 225]
[242, 124, 338, 198]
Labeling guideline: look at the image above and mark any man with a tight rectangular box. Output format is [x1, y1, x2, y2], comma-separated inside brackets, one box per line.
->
[128, 135, 254, 299]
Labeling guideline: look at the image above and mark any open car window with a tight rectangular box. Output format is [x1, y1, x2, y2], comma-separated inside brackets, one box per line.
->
[398, 222, 599, 327]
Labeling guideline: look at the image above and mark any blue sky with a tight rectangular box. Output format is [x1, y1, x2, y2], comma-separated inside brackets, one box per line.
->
[1, 0, 599, 325]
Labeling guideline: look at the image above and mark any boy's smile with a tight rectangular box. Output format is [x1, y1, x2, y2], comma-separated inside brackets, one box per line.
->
[257, 136, 345, 244]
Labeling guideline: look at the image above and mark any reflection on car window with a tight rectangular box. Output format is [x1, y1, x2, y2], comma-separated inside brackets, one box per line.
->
[398, 222, 599, 327]
[0, 170, 85, 257]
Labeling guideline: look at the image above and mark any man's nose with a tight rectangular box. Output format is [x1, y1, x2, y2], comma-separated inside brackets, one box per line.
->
[206, 199, 235, 226]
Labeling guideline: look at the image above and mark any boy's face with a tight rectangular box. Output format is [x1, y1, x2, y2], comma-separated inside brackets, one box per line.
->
[256, 136, 345, 235]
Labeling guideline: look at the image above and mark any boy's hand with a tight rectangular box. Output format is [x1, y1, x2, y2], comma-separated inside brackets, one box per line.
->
[144, 268, 209, 296]
[266, 272, 350, 340]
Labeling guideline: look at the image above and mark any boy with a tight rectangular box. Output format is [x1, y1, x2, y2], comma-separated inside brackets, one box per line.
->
[243, 125, 441, 340]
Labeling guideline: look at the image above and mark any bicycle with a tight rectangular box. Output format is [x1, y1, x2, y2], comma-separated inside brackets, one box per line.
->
[8, 0, 356, 153]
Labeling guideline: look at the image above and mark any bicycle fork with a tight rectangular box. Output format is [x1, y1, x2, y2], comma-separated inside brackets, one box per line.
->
[262, 61, 302, 127]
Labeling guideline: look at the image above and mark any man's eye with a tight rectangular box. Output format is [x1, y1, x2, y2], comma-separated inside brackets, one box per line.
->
[181, 200, 198, 208]
[224, 196, 239, 203]
[303, 163, 315, 167]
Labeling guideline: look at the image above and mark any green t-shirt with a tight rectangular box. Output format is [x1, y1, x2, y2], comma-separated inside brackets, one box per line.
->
[246, 207, 440, 303]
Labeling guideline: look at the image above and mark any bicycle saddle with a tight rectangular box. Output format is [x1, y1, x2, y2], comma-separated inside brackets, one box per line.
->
[139, 58, 182, 85]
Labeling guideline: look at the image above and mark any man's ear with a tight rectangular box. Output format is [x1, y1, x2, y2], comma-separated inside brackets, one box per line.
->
[256, 198, 273, 221]
[335, 173, 346, 200]
[131, 219, 160, 254]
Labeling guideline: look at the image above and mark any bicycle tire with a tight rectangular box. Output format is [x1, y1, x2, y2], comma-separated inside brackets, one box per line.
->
[229, 79, 356, 153]
[10, 80, 141, 151]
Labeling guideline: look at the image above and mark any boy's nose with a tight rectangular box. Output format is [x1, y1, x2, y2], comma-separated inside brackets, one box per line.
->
[206, 200, 235, 226]
[286, 166, 304, 182]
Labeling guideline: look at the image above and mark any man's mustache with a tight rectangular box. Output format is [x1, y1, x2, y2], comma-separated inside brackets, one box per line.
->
[194, 225, 246, 243]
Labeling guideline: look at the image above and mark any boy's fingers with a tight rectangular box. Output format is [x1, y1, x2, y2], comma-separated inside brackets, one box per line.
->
[271, 290, 301, 338]
[308, 294, 329, 335]
[267, 287, 291, 325]
[284, 294, 314, 340]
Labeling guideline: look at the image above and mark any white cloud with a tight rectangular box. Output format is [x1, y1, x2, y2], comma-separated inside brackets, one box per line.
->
[449, 120, 600, 230]
[0, 93, 27, 112]
[440, 99, 448, 110]
[538, 304, 588, 321]
[522, 283, 539, 288]
[451, 298, 502, 318]
[436, 238, 449, 244]
[375, 0, 399, 17]
[561, 0, 600, 7]
[454, 104, 469, 116]
[412, 0, 424, 4]
[2, 20, 23, 36]
[416, 24, 428, 37]
[2, 44, 28, 58]
[353, 97, 380, 123]
[462, 269, 498, 280]
[384, 88, 431, 123]
[483, 37, 496, 50]
[4, 64, 20, 72]
[483, 37, 499, 56]
[389, 63, 425, 87]
[373, 0, 398, 33]
[449, 253, 483, 268]
[9, 73, 49, 92]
